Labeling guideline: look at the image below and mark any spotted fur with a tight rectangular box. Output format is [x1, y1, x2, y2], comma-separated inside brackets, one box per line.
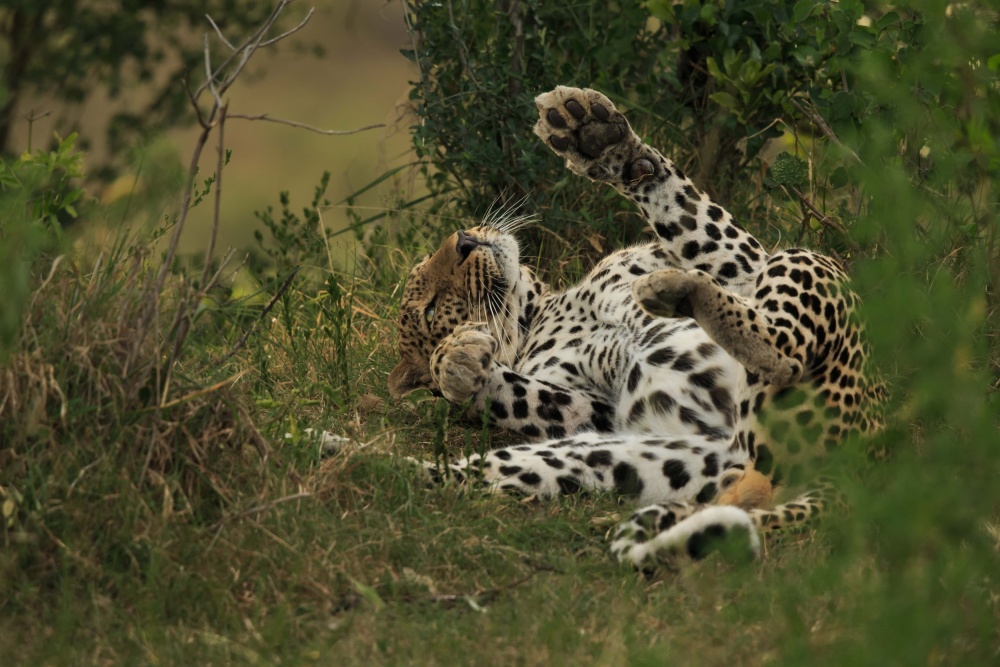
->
[387, 86, 886, 567]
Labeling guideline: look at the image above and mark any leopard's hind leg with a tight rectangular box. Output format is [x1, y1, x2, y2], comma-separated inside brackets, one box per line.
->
[611, 480, 843, 569]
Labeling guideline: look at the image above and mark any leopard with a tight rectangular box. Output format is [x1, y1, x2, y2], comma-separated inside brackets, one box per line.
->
[386, 85, 886, 567]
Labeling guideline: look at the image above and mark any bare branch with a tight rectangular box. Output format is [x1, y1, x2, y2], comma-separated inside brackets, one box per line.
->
[194, 0, 288, 101]
[22, 109, 51, 122]
[258, 7, 315, 47]
[228, 113, 385, 136]
[790, 97, 863, 165]
[128, 118, 212, 382]
[133, 2, 303, 369]
[784, 185, 860, 254]
[204, 33, 222, 109]
[205, 14, 235, 50]
[201, 102, 229, 291]
[182, 70, 209, 129]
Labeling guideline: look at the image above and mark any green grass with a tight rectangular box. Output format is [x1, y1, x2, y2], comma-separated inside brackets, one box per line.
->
[1, 210, 997, 665]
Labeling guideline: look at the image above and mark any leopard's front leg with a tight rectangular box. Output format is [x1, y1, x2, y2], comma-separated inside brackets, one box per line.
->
[534, 86, 769, 297]
[431, 325, 619, 441]
[533, 86, 665, 187]
[430, 323, 497, 405]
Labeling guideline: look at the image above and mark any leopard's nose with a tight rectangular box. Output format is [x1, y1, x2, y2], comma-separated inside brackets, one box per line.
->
[456, 230, 486, 260]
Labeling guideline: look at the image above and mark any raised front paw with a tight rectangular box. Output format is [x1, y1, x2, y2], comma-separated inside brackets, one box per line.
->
[534, 86, 659, 184]
[632, 268, 704, 319]
[430, 323, 497, 404]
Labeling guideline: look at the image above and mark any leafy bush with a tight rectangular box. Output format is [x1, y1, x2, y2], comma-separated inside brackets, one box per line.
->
[399, 0, 920, 253]
[396, 0, 1000, 660]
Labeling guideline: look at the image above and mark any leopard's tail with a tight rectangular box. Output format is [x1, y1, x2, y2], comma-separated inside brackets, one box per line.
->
[746, 481, 843, 532]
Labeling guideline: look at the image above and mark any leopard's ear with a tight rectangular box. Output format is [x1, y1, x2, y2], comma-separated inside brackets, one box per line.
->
[388, 358, 433, 399]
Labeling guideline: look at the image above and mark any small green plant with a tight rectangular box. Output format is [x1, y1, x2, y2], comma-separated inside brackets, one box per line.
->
[0, 133, 85, 357]
[253, 171, 334, 277]
[0, 132, 86, 228]
[249, 173, 369, 414]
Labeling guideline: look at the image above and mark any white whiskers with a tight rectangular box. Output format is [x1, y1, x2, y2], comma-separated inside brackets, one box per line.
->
[481, 193, 538, 235]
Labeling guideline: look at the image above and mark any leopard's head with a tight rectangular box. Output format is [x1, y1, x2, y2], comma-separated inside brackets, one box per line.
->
[388, 224, 527, 399]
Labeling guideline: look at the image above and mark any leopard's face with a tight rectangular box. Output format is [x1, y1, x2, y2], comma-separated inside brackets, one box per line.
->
[388, 226, 521, 398]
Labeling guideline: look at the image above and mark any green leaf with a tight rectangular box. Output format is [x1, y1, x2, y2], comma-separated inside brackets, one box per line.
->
[875, 11, 901, 31]
[848, 29, 875, 47]
[829, 167, 850, 188]
[645, 0, 675, 21]
[709, 92, 740, 112]
[350, 578, 386, 612]
[705, 57, 727, 84]
[792, 0, 814, 24]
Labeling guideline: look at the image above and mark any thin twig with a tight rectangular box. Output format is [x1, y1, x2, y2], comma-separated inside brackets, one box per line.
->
[205, 14, 235, 50]
[128, 119, 211, 385]
[22, 109, 51, 122]
[194, 1, 289, 101]
[132, 2, 302, 384]
[790, 97, 863, 165]
[258, 7, 315, 47]
[182, 70, 209, 129]
[785, 185, 861, 252]
[145, 372, 246, 412]
[211, 1, 298, 101]
[237, 402, 282, 468]
[446, 0, 479, 87]
[200, 102, 228, 291]
[427, 564, 562, 607]
[208, 492, 313, 532]
[204, 33, 223, 108]
[204, 247, 238, 294]
[224, 266, 301, 360]
[788, 186, 848, 235]
[228, 113, 384, 135]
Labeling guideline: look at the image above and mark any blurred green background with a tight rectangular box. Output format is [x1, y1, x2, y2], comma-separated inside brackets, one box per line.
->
[6, 0, 415, 257]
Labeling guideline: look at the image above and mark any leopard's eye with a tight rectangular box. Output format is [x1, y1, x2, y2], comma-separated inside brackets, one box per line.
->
[425, 306, 436, 322]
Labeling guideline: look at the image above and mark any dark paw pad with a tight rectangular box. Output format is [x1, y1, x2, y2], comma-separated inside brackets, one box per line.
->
[546, 109, 567, 129]
[550, 135, 571, 151]
[592, 102, 610, 121]
[629, 158, 656, 181]
[578, 122, 624, 159]
[586, 166, 609, 180]
[565, 99, 586, 120]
